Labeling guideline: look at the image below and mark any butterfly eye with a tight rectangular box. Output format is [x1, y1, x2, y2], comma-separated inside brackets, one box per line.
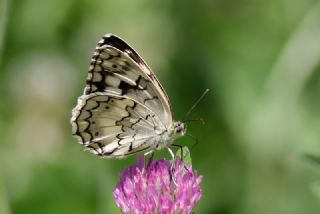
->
[175, 125, 183, 133]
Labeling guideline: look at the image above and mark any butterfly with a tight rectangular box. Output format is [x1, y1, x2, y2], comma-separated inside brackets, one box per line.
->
[71, 34, 187, 158]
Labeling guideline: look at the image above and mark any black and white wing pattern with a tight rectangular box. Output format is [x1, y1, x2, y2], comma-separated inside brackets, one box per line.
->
[71, 34, 181, 158]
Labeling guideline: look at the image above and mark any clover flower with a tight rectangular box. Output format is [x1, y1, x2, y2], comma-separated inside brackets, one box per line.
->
[113, 156, 202, 214]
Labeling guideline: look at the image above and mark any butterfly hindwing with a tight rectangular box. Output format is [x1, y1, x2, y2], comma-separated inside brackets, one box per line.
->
[71, 92, 165, 158]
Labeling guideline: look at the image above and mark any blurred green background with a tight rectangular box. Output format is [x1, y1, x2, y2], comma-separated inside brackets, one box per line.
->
[1, 0, 320, 213]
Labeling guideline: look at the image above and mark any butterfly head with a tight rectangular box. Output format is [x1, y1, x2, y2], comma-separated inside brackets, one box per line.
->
[173, 121, 187, 137]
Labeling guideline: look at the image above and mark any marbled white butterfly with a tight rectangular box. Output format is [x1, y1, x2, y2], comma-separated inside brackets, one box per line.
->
[71, 34, 186, 158]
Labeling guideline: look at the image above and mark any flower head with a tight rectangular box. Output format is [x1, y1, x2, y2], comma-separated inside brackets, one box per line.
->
[113, 156, 202, 214]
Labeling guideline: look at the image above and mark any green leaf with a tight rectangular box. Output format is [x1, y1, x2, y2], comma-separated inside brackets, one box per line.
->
[175, 146, 192, 167]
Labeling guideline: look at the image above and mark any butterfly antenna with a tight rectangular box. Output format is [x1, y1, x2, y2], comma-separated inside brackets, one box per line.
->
[183, 89, 210, 121]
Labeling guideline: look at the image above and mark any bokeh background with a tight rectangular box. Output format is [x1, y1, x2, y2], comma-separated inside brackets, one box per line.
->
[1, 0, 320, 213]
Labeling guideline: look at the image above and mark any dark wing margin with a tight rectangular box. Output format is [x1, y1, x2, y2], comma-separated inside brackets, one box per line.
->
[102, 34, 146, 66]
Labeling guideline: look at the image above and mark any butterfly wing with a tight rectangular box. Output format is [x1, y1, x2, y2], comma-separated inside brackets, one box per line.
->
[71, 92, 165, 158]
[71, 34, 174, 157]
[84, 34, 173, 129]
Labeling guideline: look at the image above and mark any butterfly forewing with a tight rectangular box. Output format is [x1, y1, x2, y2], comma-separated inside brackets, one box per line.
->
[85, 34, 172, 128]
[71, 34, 174, 158]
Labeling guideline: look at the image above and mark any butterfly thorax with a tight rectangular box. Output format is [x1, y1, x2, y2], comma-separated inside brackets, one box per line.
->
[153, 121, 186, 151]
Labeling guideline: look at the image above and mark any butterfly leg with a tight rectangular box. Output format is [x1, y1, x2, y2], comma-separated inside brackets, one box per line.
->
[144, 150, 154, 168]
[186, 134, 199, 151]
[171, 144, 183, 159]
[171, 144, 190, 173]
[144, 150, 154, 157]
[167, 147, 180, 186]
[167, 147, 175, 160]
